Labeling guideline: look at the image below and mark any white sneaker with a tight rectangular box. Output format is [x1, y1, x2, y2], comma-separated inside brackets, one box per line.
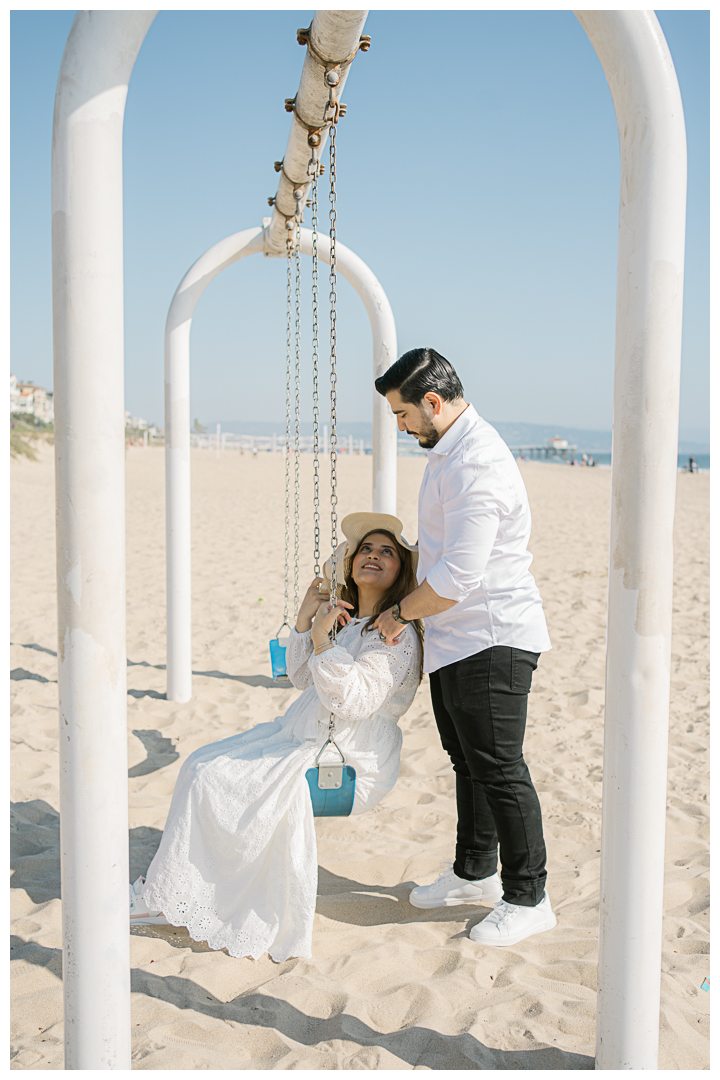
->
[129, 876, 168, 926]
[409, 865, 503, 909]
[469, 890, 556, 947]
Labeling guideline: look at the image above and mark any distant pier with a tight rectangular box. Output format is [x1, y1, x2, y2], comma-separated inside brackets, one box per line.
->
[510, 437, 577, 463]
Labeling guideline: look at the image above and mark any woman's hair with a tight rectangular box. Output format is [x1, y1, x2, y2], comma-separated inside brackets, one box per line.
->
[340, 529, 424, 674]
[374, 347, 464, 407]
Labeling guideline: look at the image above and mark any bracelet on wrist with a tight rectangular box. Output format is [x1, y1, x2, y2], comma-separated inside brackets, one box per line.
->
[391, 602, 411, 625]
[314, 640, 334, 656]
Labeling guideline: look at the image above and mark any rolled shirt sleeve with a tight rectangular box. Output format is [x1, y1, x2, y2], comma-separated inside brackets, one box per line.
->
[424, 461, 501, 602]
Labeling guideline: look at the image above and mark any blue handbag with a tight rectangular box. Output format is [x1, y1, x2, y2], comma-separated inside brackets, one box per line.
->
[306, 715, 356, 817]
[269, 622, 291, 681]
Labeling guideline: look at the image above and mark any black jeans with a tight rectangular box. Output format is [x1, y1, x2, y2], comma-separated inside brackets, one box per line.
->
[429, 645, 547, 906]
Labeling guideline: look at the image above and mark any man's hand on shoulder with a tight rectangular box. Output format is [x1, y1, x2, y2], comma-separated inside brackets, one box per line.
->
[374, 606, 407, 645]
[373, 581, 458, 644]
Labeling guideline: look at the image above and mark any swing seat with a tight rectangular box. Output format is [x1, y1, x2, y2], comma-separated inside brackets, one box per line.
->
[269, 638, 288, 680]
[269, 623, 291, 681]
[305, 730, 356, 816]
[306, 765, 356, 816]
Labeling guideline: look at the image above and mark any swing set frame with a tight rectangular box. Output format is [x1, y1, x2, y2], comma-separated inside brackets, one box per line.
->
[50, 8, 687, 1071]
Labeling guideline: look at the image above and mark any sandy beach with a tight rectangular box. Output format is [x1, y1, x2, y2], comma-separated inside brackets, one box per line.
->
[10, 445, 709, 1070]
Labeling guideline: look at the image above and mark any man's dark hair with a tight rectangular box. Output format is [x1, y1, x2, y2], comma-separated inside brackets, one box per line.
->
[374, 348, 464, 407]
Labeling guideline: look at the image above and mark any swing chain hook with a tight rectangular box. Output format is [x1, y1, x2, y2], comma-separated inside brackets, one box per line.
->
[293, 186, 305, 226]
[323, 68, 346, 124]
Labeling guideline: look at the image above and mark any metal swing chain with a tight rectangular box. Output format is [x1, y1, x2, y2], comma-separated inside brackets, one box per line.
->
[293, 222, 302, 621]
[311, 175, 321, 579]
[284, 251, 293, 628]
[328, 105, 339, 616]
[319, 73, 344, 753]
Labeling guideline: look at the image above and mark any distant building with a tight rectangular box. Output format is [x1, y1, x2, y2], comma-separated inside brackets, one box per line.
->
[15, 386, 35, 416]
[546, 436, 568, 451]
[10, 377, 54, 423]
[125, 410, 148, 431]
[29, 385, 53, 423]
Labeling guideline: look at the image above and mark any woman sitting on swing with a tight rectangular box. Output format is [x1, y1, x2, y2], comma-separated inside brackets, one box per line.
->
[130, 513, 422, 962]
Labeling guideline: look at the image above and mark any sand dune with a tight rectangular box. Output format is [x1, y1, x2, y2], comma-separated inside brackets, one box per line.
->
[11, 444, 709, 1069]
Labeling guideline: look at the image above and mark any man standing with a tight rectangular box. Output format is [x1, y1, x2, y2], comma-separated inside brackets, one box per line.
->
[374, 348, 556, 947]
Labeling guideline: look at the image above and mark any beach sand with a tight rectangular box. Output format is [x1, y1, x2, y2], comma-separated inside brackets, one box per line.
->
[11, 445, 709, 1070]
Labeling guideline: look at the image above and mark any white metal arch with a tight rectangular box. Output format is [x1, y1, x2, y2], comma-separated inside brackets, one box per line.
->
[51, 8, 687, 1070]
[575, 11, 687, 1068]
[164, 224, 398, 704]
[50, 10, 157, 1069]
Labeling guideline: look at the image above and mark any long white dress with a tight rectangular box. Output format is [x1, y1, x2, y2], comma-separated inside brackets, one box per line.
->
[142, 619, 420, 962]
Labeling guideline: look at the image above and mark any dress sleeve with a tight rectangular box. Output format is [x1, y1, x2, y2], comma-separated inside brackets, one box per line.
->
[309, 627, 418, 723]
[285, 628, 314, 690]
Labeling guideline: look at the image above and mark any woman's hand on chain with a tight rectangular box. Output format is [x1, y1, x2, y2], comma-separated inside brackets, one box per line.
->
[295, 577, 330, 633]
[310, 598, 353, 649]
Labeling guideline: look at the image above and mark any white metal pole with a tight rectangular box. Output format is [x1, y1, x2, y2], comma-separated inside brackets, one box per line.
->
[51, 9, 157, 1070]
[165, 226, 265, 703]
[574, 11, 687, 1070]
[295, 228, 397, 514]
[164, 225, 396, 702]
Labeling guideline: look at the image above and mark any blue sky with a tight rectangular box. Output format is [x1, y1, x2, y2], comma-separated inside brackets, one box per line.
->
[11, 8, 709, 439]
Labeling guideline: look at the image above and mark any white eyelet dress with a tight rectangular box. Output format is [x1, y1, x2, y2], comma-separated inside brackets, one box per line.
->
[142, 619, 420, 962]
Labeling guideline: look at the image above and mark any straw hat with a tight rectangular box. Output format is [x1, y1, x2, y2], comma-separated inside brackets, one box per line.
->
[321, 512, 418, 591]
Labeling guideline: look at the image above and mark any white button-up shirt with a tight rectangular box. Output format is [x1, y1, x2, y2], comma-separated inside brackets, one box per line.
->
[417, 404, 551, 673]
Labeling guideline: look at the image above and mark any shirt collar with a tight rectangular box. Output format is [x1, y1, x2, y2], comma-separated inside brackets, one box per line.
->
[428, 403, 478, 457]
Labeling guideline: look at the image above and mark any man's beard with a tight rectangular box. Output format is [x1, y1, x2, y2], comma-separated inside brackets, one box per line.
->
[410, 412, 440, 449]
[417, 428, 439, 448]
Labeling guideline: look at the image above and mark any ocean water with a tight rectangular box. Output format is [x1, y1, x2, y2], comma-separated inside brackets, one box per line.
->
[399, 444, 710, 471]
[514, 452, 710, 471]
